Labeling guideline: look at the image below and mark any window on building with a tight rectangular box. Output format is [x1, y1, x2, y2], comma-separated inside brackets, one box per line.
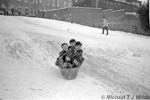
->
[25, 8, 29, 15]
[30, 0, 34, 4]
[57, 0, 61, 7]
[47, 0, 50, 5]
[24, 0, 28, 3]
[39, 0, 42, 3]
[35, 0, 38, 4]
[18, 6, 22, 12]
[136, 2, 140, 7]
[64, 1, 67, 7]
[68, 3, 72, 7]
[68, 0, 72, 7]
[30, 8, 34, 15]
[52, 0, 56, 7]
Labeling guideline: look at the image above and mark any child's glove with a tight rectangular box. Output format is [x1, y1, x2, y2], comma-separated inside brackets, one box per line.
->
[62, 63, 67, 68]
[73, 59, 78, 65]
[66, 56, 70, 61]
[67, 63, 72, 68]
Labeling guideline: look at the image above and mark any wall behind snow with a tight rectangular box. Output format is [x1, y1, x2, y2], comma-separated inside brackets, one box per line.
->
[39, 7, 140, 33]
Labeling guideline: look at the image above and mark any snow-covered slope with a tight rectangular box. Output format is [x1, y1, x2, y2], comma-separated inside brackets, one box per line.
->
[0, 16, 150, 100]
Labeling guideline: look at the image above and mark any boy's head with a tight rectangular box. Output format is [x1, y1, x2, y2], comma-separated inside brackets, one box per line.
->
[61, 43, 68, 51]
[75, 41, 82, 50]
[69, 39, 76, 46]
[103, 16, 106, 20]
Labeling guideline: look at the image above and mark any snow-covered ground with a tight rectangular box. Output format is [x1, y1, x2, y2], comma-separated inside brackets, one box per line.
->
[0, 15, 150, 100]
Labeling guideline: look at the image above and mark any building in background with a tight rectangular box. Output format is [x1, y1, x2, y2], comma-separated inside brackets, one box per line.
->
[73, 0, 142, 12]
[0, 0, 73, 16]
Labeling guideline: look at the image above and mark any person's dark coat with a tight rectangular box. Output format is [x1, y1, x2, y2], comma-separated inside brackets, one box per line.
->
[59, 50, 67, 57]
[74, 49, 84, 67]
[55, 50, 67, 67]
[11, 8, 14, 15]
[65, 46, 76, 63]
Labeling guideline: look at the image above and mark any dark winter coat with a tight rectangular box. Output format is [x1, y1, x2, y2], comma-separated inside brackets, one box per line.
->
[74, 49, 84, 66]
[59, 50, 68, 62]
[67, 48, 84, 67]
[75, 49, 83, 60]
[59, 50, 67, 57]
[55, 50, 67, 67]
[66, 46, 76, 62]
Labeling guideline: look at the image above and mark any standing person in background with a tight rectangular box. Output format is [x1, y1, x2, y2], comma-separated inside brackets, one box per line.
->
[3, 8, 6, 16]
[18, 11, 21, 16]
[6, 8, 9, 16]
[102, 16, 109, 35]
[11, 8, 14, 16]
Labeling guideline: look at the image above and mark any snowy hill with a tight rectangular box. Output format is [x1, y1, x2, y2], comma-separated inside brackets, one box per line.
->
[0, 15, 150, 100]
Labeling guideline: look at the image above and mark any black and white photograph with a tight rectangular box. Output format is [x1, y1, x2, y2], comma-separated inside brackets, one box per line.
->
[0, 0, 150, 100]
